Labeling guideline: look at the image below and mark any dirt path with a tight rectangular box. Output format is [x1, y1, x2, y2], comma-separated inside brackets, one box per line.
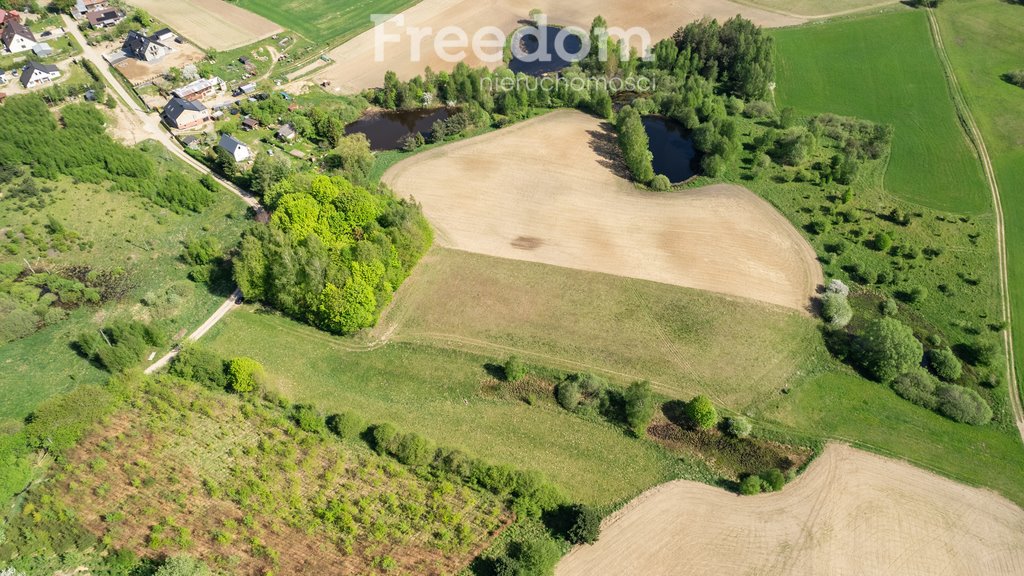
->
[144, 289, 242, 374]
[287, 0, 805, 93]
[383, 110, 822, 312]
[926, 10, 1024, 441]
[557, 443, 1024, 576]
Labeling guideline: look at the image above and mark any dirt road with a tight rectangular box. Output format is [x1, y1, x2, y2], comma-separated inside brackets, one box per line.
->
[557, 443, 1024, 576]
[926, 10, 1024, 441]
[144, 289, 243, 374]
[383, 110, 822, 312]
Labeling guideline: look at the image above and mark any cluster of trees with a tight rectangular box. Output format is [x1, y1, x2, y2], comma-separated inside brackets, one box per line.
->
[821, 279, 853, 329]
[553, 373, 657, 437]
[74, 320, 167, 373]
[169, 345, 266, 394]
[670, 16, 776, 100]
[616, 108, 654, 184]
[739, 468, 787, 495]
[233, 173, 431, 334]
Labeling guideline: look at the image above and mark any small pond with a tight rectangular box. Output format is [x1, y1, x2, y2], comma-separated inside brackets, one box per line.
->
[344, 107, 453, 151]
[642, 115, 701, 184]
[508, 25, 585, 76]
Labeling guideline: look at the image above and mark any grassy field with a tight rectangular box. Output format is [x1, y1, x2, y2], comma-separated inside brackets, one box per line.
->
[760, 369, 1024, 507]
[377, 248, 825, 410]
[933, 0, 1024, 408]
[203, 309, 703, 507]
[234, 0, 420, 44]
[0, 146, 249, 423]
[773, 9, 989, 214]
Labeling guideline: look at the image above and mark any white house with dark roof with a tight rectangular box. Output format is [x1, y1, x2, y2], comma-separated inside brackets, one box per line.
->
[20, 62, 59, 88]
[161, 97, 208, 130]
[122, 30, 170, 61]
[218, 134, 251, 162]
[2, 20, 36, 54]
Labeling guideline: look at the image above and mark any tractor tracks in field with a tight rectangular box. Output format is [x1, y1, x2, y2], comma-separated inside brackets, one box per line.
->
[927, 9, 1024, 441]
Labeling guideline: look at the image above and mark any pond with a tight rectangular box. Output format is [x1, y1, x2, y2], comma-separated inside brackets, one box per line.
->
[508, 25, 585, 76]
[344, 108, 453, 151]
[643, 115, 701, 184]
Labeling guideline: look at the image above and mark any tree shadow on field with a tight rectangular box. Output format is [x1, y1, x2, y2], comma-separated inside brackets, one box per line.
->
[662, 399, 690, 429]
[483, 362, 506, 380]
[587, 122, 632, 181]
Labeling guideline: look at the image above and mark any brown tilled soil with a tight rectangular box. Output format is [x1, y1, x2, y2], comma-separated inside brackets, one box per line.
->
[556, 443, 1024, 576]
[125, 0, 282, 51]
[289, 0, 804, 92]
[383, 110, 822, 312]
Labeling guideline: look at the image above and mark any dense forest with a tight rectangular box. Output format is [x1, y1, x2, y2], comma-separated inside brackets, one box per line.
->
[233, 174, 431, 334]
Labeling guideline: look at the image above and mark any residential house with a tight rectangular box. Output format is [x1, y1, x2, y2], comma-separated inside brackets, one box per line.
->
[20, 62, 60, 89]
[122, 30, 170, 62]
[218, 134, 251, 162]
[31, 42, 51, 57]
[161, 97, 208, 130]
[73, 0, 108, 18]
[241, 117, 259, 131]
[2, 20, 36, 54]
[86, 8, 125, 29]
[276, 123, 296, 142]
[0, 10, 21, 26]
[171, 76, 223, 101]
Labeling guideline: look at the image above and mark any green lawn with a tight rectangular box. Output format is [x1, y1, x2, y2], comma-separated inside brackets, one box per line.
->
[234, 0, 421, 44]
[933, 0, 1024, 410]
[773, 9, 989, 214]
[0, 146, 249, 423]
[203, 309, 692, 507]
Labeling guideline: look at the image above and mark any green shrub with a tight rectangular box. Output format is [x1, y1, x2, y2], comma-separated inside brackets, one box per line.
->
[226, 357, 264, 393]
[856, 318, 923, 383]
[880, 298, 898, 317]
[554, 380, 581, 411]
[371, 423, 399, 455]
[154, 555, 213, 576]
[504, 356, 528, 383]
[24, 384, 117, 458]
[394, 433, 434, 466]
[623, 381, 656, 437]
[936, 385, 992, 425]
[291, 404, 325, 434]
[725, 416, 753, 438]
[685, 395, 719, 430]
[650, 174, 671, 191]
[169, 345, 227, 389]
[326, 411, 365, 440]
[821, 292, 852, 329]
[181, 236, 222, 266]
[494, 535, 562, 576]
[928, 347, 963, 382]
[761, 469, 785, 492]
[566, 504, 602, 545]
[891, 369, 939, 410]
[739, 475, 763, 495]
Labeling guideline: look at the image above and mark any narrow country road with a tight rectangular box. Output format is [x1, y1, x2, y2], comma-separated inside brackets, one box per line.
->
[927, 10, 1024, 441]
[62, 15, 263, 373]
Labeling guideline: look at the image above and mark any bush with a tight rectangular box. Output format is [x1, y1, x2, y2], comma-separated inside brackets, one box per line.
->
[761, 468, 785, 492]
[936, 385, 992, 425]
[566, 504, 602, 545]
[821, 292, 853, 329]
[856, 318, 923, 383]
[291, 404, 325, 434]
[880, 298, 898, 317]
[825, 278, 849, 296]
[504, 356, 528, 383]
[928, 347, 963, 382]
[326, 411, 365, 440]
[226, 357, 264, 393]
[555, 380, 581, 411]
[650, 174, 671, 191]
[725, 416, 753, 438]
[155, 556, 213, 576]
[371, 423, 399, 455]
[1004, 70, 1024, 89]
[739, 475, 763, 495]
[623, 381, 656, 437]
[685, 395, 719, 430]
[494, 535, 562, 576]
[394, 432, 434, 466]
[169, 345, 227, 389]
[891, 369, 939, 410]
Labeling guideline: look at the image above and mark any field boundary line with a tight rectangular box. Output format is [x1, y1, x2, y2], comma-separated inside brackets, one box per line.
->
[927, 9, 1024, 441]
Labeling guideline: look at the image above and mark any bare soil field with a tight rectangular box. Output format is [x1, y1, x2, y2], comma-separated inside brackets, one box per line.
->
[290, 0, 804, 92]
[125, 0, 282, 51]
[557, 443, 1024, 576]
[114, 41, 206, 85]
[383, 110, 822, 312]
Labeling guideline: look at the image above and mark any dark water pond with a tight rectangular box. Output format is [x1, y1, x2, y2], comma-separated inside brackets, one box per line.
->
[643, 115, 701, 183]
[508, 25, 585, 76]
[344, 107, 452, 151]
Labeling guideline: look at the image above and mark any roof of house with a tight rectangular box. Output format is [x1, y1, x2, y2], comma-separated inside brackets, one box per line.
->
[87, 8, 123, 26]
[2, 19, 35, 44]
[277, 124, 295, 137]
[162, 97, 207, 121]
[20, 62, 58, 85]
[241, 117, 258, 128]
[123, 30, 167, 58]
[171, 76, 221, 99]
[219, 133, 249, 155]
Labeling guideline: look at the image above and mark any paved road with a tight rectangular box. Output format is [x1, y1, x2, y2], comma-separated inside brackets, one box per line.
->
[63, 16, 263, 374]
[928, 10, 1024, 441]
